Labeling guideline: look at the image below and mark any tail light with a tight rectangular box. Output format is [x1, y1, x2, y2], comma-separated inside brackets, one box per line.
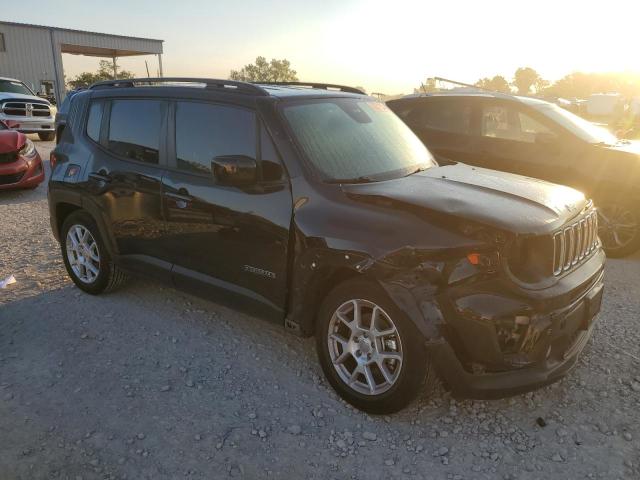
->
[50, 152, 57, 171]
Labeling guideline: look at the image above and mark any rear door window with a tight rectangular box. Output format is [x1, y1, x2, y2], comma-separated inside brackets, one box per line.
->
[481, 104, 554, 143]
[407, 100, 472, 135]
[107, 99, 163, 164]
[175, 101, 256, 176]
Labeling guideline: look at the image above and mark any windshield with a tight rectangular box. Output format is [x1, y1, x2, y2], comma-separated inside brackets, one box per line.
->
[282, 98, 436, 182]
[534, 103, 619, 145]
[0, 79, 35, 96]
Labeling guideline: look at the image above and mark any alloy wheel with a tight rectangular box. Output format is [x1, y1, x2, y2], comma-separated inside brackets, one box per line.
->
[598, 205, 639, 253]
[327, 299, 403, 396]
[66, 224, 101, 284]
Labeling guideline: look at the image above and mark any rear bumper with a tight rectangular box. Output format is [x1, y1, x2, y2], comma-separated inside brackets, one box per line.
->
[0, 153, 45, 190]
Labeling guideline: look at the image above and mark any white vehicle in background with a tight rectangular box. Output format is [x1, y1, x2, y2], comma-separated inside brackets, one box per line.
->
[631, 98, 640, 118]
[586, 93, 625, 120]
[0, 76, 55, 141]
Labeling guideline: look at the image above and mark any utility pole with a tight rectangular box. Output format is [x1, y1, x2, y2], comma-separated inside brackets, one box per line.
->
[112, 56, 118, 79]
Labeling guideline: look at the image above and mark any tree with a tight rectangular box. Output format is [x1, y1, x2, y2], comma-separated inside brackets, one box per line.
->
[67, 59, 134, 89]
[513, 67, 541, 95]
[475, 75, 511, 93]
[534, 77, 550, 95]
[229, 56, 298, 82]
[545, 72, 640, 99]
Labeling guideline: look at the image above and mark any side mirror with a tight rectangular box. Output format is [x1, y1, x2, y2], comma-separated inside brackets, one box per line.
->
[212, 155, 257, 186]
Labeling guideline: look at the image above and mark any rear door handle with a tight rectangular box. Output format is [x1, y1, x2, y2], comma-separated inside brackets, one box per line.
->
[89, 172, 111, 183]
[164, 191, 193, 209]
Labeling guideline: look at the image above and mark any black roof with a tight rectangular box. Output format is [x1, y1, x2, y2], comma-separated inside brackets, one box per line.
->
[88, 78, 366, 100]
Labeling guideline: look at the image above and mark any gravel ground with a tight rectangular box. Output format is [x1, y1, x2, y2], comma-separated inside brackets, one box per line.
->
[1, 139, 639, 480]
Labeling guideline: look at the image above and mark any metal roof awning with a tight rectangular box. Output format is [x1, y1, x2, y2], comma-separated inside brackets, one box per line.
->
[60, 43, 158, 57]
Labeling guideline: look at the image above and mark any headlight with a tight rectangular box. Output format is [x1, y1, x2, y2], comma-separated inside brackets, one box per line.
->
[19, 138, 37, 158]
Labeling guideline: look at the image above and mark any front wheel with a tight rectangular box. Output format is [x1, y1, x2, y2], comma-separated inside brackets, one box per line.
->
[598, 203, 640, 258]
[316, 279, 435, 414]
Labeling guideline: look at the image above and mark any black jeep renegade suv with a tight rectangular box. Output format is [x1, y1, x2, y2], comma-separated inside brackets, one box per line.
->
[48, 78, 605, 413]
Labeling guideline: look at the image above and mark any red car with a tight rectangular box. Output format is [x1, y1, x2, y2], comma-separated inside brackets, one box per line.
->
[0, 120, 44, 190]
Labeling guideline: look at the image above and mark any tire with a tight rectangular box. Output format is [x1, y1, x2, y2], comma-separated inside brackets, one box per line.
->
[597, 202, 640, 258]
[315, 278, 435, 414]
[60, 211, 127, 294]
[38, 132, 55, 141]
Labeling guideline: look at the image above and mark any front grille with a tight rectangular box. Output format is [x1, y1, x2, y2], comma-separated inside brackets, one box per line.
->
[0, 151, 18, 164]
[552, 210, 599, 276]
[1, 101, 51, 118]
[0, 171, 25, 185]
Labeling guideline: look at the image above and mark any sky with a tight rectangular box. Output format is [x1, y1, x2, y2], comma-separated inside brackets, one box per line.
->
[4, 0, 640, 94]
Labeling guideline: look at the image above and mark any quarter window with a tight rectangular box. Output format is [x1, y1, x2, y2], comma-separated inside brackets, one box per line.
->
[108, 99, 162, 164]
[175, 102, 256, 175]
[86, 101, 103, 142]
[481, 105, 554, 143]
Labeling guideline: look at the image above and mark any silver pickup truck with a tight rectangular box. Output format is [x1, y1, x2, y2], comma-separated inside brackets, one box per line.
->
[0, 76, 55, 141]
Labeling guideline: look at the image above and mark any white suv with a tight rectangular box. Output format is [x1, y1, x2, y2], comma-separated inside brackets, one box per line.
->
[0, 76, 55, 141]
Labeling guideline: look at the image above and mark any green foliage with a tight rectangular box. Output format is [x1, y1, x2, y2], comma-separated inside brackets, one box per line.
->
[475, 76, 511, 93]
[229, 56, 298, 82]
[67, 59, 134, 90]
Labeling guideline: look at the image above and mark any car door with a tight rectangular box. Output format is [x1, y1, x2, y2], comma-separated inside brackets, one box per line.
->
[161, 99, 292, 319]
[84, 97, 171, 280]
[393, 97, 477, 165]
[474, 99, 571, 184]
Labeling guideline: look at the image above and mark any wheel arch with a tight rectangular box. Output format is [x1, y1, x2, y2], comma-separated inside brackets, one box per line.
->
[288, 263, 364, 337]
[53, 199, 118, 257]
[287, 248, 441, 342]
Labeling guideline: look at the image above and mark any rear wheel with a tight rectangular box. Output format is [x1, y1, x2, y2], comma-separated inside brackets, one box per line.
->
[316, 279, 435, 414]
[61, 211, 127, 294]
[38, 132, 55, 141]
[598, 202, 640, 257]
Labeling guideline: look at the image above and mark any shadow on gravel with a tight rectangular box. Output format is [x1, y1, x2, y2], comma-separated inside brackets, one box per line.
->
[1, 268, 638, 479]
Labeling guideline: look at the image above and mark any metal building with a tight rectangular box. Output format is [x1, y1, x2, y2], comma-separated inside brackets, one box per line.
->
[0, 21, 163, 103]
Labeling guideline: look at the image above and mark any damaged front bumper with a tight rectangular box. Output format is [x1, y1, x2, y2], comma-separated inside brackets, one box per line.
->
[416, 250, 605, 399]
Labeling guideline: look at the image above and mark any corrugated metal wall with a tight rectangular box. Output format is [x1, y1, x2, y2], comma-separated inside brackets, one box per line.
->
[0, 22, 163, 103]
[0, 23, 56, 94]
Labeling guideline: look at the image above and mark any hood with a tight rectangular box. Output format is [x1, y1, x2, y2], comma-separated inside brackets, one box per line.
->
[342, 163, 587, 235]
[601, 140, 640, 156]
[0, 92, 50, 104]
[0, 130, 27, 153]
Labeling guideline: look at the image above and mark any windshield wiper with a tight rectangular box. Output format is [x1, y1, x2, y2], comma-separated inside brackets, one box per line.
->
[404, 166, 428, 177]
[327, 175, 377, 184]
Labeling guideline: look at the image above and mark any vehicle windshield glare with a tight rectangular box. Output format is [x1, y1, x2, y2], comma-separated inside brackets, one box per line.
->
[282, 98, 436, 182]
[0, 79, 35, 96]
[535, 103, 619, 145]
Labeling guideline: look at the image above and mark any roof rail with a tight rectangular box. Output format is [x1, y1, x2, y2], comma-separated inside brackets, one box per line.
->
[429, 77, 513, 97]
[258, 82, 366, 95]
[88, 77, 270, 96]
